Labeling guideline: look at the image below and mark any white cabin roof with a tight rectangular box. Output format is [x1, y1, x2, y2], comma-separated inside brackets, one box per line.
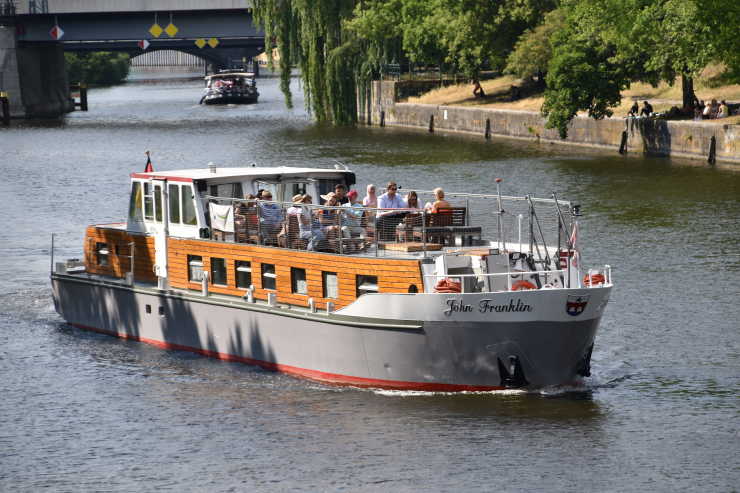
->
[131, 166, 352, 182]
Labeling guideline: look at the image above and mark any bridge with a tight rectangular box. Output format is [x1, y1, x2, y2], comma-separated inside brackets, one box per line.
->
[0, 0, 265, 117]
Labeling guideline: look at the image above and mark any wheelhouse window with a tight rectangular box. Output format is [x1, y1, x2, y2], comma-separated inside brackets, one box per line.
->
[356, 275, 378, 297]
[169, 184, 180, 224]
[261, 263, 276, 290]
[188, 255, 204, 282]
[143, 182, 154, 220]
[323, 272, 338, 299]
[211, 258, 227, 286]
[235, 260, 252, 289]
[154, 184, 163, 222]
[128, 182, 143, 221]
[291, 267, 307, 295]
[95, 242, 109, 266]
[181, 185, 197, 226]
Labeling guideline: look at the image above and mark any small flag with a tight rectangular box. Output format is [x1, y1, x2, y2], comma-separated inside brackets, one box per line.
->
[138, 39, 150, 50]
[144, 151, 153, 173]
[207, 37, 219, 48]
[194, 38, 206, 49]
[569, 221, 579, 268]
[49, 25, 64, 40]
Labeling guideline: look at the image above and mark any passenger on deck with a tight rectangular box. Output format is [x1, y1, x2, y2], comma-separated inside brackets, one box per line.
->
[428, 187, 451, 212]
[334, 184, 350, 205]
[287, 194, 323, 251]
[377, 181, 408, 241]
[258, 191, 283, 243]
[363, 184, 378, 208]
[319, 192, 342, 248]
[396, 191, 422, 242]
[341, 190, 365, 237]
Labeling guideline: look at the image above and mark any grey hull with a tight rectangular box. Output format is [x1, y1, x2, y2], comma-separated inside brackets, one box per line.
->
[52, 274, 604, 390]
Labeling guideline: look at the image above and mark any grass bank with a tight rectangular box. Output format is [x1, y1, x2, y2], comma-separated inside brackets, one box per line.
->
[405, 72, 740, 126]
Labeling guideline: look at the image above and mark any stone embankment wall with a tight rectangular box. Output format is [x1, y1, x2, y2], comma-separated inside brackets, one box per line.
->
[362, 81, 739, 165]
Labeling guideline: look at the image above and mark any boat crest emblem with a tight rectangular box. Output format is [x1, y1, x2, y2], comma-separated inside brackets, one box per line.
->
[566, 295, 590, 316]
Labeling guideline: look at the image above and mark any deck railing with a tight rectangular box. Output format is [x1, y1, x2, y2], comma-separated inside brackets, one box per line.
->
[204, 190, 576, 259]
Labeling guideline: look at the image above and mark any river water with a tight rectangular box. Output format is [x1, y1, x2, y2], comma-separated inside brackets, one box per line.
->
[1, 72, 738, 492]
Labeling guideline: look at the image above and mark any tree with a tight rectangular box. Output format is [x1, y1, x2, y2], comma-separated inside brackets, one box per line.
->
[542, 0, 735, 137]
[505, 8, 564, 84]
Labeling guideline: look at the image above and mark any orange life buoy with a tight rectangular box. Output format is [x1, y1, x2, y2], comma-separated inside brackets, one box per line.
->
[511, 280, 537, 291]
[434, 278, 461, 293]
[583, 273, 606, 286]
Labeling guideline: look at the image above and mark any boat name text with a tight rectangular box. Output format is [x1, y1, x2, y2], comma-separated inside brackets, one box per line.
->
[444, 298, 533, 316]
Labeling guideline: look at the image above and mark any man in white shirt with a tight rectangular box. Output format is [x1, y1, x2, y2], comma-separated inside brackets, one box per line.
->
[376, 181, 408, 240]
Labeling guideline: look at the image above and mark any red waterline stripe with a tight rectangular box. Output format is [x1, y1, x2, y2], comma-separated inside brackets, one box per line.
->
[70, 323, 504, 392]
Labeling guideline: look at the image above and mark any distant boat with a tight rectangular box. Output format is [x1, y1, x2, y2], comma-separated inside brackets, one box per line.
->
[200, 71, 259, 105]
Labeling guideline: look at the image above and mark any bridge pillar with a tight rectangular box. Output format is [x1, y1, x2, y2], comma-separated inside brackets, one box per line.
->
[0, 24, 73, 118]
[0, 25, 24, 117]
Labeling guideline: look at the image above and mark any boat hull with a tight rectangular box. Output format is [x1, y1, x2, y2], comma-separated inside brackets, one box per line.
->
[51, 274, 609, 391]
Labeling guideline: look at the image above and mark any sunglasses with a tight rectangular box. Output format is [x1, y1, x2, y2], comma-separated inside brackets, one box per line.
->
[388, 186, 397, 190]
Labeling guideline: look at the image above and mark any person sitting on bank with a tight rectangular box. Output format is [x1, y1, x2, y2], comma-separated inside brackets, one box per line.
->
[473, 79, 486, 98]
[377, 181, 408, 241]
[717, 100, 730, 119]
[628, 101, 639, 117]
[640, 100, 654, 117]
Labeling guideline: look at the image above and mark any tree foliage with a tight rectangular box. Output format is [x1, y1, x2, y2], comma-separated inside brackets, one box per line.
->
[65, 52, 130, 85]
[542, 0, 737, 137]
[505, 8, 564, 81]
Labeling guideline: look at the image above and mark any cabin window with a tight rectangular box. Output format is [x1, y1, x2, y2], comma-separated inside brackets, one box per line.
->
[209, 183, 243, 199]
[323, 272, 338, 299]
[235, 260, 252, 289]
[285, 182, 308, 202]
[169, 184, 180, 224]
[211, 258, 227, 286]
[143, 182, 154, 220]
[318, 180, 343, 204]
[181, 186, 197, 226]
[291, 268, 307, 295]
[95, 242, 109, 266]
[128, 182, 143, 221]
[356, 275, 378, 297]
[154, 185, 163, 223]
[261, 264, 276, 290]
[188, 255, 204, 282]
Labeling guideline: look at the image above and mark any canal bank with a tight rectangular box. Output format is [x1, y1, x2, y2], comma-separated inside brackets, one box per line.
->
[363, 81, 739, 165]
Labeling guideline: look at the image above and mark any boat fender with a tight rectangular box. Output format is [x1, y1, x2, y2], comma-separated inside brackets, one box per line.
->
[511, 280, 537, 291]
[583, 273, 606, 286]
[434, 278, 461, 293]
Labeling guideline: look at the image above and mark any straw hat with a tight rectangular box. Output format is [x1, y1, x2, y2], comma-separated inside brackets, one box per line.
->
[292, 193, 304, 203]
[320, 192, 336, 201]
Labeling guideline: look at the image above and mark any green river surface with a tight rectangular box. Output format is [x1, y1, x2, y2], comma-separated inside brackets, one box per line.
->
[1, 71, 738, 492]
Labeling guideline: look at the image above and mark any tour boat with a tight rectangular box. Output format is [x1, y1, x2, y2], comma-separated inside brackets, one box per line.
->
[50, 163, 613, 391]
[200, 71, 259, 105]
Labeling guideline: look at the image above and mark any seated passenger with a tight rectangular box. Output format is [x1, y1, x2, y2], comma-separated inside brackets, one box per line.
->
[429, 187, 451, 212]
[334, 183, 350, 205]
[397, 191, 422, 242]
[377, 181, 408, 241]
[341, 190, 365, 237]
[363, 184, 378, 208]
[258, 191, 283, 243]
[319, 192, 342, 249]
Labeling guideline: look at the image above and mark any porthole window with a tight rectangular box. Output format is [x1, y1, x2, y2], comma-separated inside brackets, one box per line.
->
[356, 275, 378, 297]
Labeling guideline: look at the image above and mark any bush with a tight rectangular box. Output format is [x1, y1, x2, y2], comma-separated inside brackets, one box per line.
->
[65, 52, 130, 85]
